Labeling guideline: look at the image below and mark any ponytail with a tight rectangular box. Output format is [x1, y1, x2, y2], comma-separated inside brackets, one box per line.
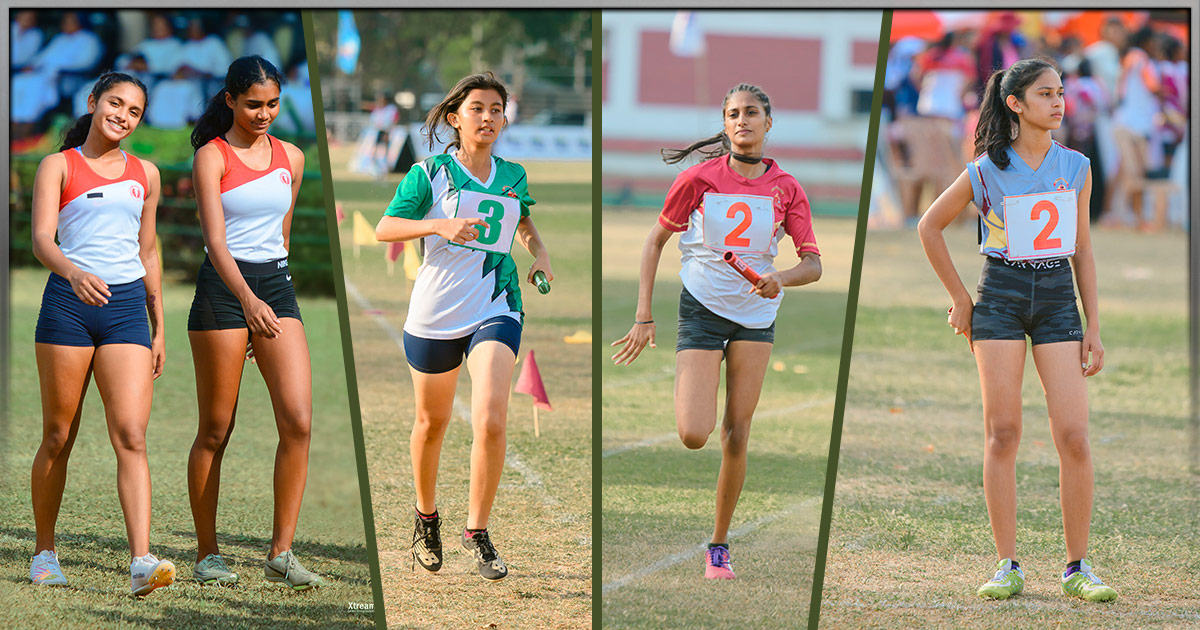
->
[660, 83, 772, 165]
[973, 58, 1058, 170]
[60, 71, 149, 151]
[191, 55, 285, 151]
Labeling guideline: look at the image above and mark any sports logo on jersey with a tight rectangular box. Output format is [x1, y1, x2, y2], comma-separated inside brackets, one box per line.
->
[130, 185, 143, 200]
[1052, 177, 1069, 191]
[500, 185, 520, 199]
[280, 172, 291, 186]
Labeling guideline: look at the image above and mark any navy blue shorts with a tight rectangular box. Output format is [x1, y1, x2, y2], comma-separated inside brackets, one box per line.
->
[35, 273, 151, 349]
[403, 316, 522, 374]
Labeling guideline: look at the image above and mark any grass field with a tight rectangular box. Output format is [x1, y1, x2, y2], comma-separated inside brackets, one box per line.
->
[601, 210, 855, 629]
[331, 145, 593, 629]
[819, 226, 1199, 628]
[0, 269, 373, 628]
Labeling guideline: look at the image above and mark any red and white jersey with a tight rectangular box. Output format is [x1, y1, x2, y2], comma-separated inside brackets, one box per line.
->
[57, 148, 148, 284]
[209, 135, 293, 262]
[659, 157, 819, 329]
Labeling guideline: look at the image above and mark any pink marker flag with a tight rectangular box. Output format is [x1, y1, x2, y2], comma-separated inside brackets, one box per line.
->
[335, 201, 346, 225]
[386, 241, 404, 263]
[514, 350, 552, 411]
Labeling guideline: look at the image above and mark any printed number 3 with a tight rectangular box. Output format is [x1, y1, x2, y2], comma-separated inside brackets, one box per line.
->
[725, 202, 752, 248]
[1031, 200, 1061, 250]
[476, 200, 505, 245]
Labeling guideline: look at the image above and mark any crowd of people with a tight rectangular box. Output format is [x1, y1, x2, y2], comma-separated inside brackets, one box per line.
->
[881, 11, 1189, 231]
[11, 11, 313, 140]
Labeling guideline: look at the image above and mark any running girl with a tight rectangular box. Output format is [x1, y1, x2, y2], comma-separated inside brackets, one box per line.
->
[29, 72, 176, 596]
[186, 55, 322, 590]
[917, 58, 1116, 602]
[610, 84, 822, 580]
[375, 71, 553, 581]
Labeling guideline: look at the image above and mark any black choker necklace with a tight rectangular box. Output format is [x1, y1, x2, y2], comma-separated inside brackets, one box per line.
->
[730, 152, 763, 165]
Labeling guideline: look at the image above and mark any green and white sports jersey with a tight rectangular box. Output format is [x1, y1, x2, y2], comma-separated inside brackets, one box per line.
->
[386, 153, 534, 339]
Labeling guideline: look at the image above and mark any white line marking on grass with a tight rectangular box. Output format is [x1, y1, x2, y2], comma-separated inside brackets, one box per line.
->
[347, 279, 563, 510]
[827, 599, 1200, 622]
[602, 497, 821, 595]
[602, 397, 835, 458]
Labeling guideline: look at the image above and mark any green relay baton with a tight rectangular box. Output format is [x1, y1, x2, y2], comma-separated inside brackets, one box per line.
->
[533, 270, 551, 294]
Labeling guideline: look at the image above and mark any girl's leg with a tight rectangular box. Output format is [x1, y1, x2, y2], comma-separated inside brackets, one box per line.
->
[464, 341, 517, 529]
[674, 349, 724, 449]
[409, 366, 460, 515]
[32, 344, 95, 553]
[1031, 341, 1092, 562]
[249, 319, 313, 558]
[973, 339, 1028, 561]
[92, 344, 155, 558]
[187, 329, 249, 560]
[711, 340, 772, 544]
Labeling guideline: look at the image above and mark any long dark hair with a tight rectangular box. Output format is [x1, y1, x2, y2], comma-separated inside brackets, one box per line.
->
[60, 72, 149, 151]
[422, 71, 509, 152]
[190, 55, 285, 151]
[974, 58, 1058, 170]
[661, 83, 772, 164]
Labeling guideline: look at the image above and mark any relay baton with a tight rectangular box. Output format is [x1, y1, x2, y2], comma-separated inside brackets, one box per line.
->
[533, 270, 551, 294]
[722, 251, 776, 299]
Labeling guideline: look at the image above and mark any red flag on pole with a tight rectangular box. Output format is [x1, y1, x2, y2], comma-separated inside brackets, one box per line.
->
[514, 350, 552, 410]
[386, 241, 404, 263]
[335, 201, 346, 225]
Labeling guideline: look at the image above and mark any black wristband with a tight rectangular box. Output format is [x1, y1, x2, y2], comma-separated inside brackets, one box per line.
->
[635, 319, 654, 325]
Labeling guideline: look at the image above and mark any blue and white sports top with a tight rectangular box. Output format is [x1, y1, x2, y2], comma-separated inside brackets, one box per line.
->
[57, 148, 148, 284]
[208, 135, 293, 263]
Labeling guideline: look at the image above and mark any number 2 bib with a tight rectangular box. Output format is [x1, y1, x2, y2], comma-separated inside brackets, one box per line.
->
[449, 189, 520, 254]
[1002, 189, 1077, 260]
[701, 193, 774, 254]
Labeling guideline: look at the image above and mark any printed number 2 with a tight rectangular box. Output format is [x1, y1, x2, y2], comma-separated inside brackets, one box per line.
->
[725, 202, 752, 248]
[1031, 200, 1061, 250]
[475, 200, 505, 245]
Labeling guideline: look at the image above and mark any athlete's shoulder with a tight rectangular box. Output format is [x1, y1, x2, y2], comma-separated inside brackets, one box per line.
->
[275, 136, 304, 171]
[39, 150, 69, 171]
[1053, 141, 1090, 168]
[132, 154, 159, 184]
[491, 155, 528, 183]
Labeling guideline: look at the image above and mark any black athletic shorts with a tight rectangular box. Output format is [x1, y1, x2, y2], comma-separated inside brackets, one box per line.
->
[676, 286, 775, 352]
[972, 256, 1083, 345]
[188, 256, 302, 331]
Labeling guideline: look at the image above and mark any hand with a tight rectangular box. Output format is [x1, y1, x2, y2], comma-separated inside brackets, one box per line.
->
[948, 300, 974, 351]
[1081, 327, 1104, 376]
[243, 298, 282, 338]
[527, 255, 554, 285]
[68, 270, 111, 306]
[751, 272, 782, 299]
[245, 341, 256, 365]
[610, 321, 656, 366]
[436, 217, 487, 244]
[151, 335, 165, 380]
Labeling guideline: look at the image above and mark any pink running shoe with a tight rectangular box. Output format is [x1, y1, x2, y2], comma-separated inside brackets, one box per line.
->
[704, 545, 735, 580]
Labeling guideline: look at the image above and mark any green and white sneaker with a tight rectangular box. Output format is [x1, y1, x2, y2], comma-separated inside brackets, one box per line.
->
[265, 550, 324, 590]
[977, 558, 1024, 599]
[193, 553, 239, 586]
[30, 549, 68, 586]
[1062, 558, 1118, 602]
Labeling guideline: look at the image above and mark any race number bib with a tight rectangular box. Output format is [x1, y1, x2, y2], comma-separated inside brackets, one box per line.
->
[701, 193, 775, 254]
[1003, 190, 1077, 260]
[450, 190, 520, 254]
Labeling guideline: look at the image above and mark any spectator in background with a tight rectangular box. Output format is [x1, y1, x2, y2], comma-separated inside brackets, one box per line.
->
[1063, 59, 1109, 221]
[975, 12, 1024, 87]
[915, 32, 974, 123]
[274, 62, 314, 136]
[11, 10, 43, 69]
[147, 66, 205, 130]
[225, 13, 283, 71]
[118, 13, 182, 78]
[883, 37, 925, 120]
[1112, 26, 1162, 230]
[366, 93, 399, 177]
[178, 18, 231, 79]
[1085, 17, 1126, 101]
[11, 12, 103, 132]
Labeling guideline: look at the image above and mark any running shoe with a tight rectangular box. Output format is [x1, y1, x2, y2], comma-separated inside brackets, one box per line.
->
[461, 529, 508, 581]
[193, 553, 239, 586]
[704, 545, 735, 580]
[1061, 558, 1118, 602]
[29, 549, 67, 586]
[130, 553, 176, 597]
[265, 550, 325, 590]
[977, 558, 1024, 599]
[411, 511, 443, 572]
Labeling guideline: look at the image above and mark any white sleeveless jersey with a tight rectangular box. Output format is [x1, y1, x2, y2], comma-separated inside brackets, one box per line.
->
[208, 135, 293, 262]
[57, 148, 148, 285]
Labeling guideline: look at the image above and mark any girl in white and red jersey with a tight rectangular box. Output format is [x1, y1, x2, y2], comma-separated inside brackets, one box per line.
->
[29, 72, 176, 596]
[185, 56, 322, 590]
[610, 84, 822, 580]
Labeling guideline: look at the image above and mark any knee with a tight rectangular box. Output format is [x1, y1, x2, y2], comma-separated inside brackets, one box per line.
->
[111, 427, 146, 455]
[985, 421, 1021, 457]
[679, 429, 710, 450]
[720, 421, 751, 454]
[474, 414, 506, 442]
[39, 428, 74, 460]
[1056, 427, 1091, 461]
[193, 421, 234, 454]
[278, 407, 312, 443]
[413, 411, 452, 439]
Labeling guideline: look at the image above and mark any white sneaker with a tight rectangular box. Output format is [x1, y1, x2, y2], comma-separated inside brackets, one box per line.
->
[130, 553, 175, 596]
[30, 549, 68, 586]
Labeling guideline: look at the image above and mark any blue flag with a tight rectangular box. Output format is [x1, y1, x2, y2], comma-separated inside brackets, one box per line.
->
[336, 10, 360, 75]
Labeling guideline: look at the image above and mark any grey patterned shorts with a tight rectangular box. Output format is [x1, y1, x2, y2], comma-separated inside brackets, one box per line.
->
[972, 257, 1083, 346]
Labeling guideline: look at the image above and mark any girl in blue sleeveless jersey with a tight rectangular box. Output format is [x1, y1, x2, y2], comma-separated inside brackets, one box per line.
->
[185, 56, 322, 589]
[29, 72, 176, 596]
[918, 58, 1116, 602]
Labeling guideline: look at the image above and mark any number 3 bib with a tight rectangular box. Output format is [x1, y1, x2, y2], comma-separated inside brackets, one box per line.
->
[1003, 189, 1077, 260]
[450, 190, 520, 254]
[701, 193, 774, 254]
